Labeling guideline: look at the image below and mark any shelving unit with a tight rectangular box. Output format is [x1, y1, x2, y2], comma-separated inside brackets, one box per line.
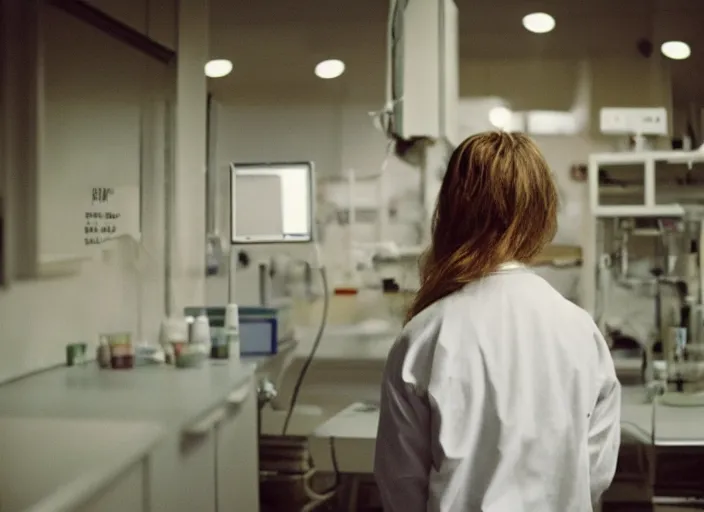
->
[589, 150, 704, 218]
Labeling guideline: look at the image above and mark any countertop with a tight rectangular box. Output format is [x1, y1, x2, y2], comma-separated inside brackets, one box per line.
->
[0, 359, 255, 428]
[0, 356, 262, 512]
[294, 325, 398, 363]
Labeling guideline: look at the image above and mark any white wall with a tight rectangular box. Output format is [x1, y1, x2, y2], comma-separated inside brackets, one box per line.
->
[0, 0, 208, 382]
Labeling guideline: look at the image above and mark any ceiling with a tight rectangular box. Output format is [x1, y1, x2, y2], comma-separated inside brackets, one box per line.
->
[208, 0, 704, 107]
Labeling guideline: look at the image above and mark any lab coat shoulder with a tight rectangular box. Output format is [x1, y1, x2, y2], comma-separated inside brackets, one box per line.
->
[387, 301, 445, 391]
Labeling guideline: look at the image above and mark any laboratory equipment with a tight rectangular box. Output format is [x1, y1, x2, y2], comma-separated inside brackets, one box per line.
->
[655, 207, 704, 399]
[585, 149, 704, 403]
[229, 161, 318, 311]
[230, 161, 315, 244]
[584, 149, 704, 319]
[388, 0, 459, 145]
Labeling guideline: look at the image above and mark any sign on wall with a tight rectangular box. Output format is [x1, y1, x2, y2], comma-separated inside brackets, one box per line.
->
[83, 186, 140, 246]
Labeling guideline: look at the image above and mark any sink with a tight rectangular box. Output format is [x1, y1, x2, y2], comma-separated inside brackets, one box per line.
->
[0, 417, 162, 512]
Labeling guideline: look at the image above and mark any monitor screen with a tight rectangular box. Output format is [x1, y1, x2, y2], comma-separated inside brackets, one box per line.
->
[230, 162, 314, 244]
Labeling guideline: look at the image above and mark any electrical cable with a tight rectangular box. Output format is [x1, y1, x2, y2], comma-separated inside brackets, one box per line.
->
[281, 264, 330, 435]
[279, 263, 338, 502]
[317, 436, 341, 495]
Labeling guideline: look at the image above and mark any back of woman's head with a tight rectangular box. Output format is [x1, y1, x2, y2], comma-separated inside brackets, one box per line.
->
[406, 131, 558, 323]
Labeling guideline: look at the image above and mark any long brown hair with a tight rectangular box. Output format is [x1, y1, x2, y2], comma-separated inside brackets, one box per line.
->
[406, 131, 558, 323]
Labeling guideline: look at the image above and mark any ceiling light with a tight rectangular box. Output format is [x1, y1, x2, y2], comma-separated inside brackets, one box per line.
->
[205, 59, 233, 78]
[661, 41, 691, 60]
[314, 59, 345, 79]
[489, 106, 512, 130]
[522, 12, 555, 34]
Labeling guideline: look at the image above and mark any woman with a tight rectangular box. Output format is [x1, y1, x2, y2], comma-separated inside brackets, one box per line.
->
[374, 132, 620, 512]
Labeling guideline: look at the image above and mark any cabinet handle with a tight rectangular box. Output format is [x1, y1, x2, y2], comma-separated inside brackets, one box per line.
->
[184, 406, 226, 436]
[226, 382, 251, 406]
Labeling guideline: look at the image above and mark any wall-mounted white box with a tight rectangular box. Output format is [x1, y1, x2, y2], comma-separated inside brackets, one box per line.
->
[599, 107, 668, 136]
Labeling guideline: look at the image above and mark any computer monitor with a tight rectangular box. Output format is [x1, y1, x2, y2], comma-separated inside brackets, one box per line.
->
[230, 161, 314, 244]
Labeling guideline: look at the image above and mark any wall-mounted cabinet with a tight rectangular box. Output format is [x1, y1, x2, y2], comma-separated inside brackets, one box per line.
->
[1, 0, 174, 281]
[72, 0, 176, 50]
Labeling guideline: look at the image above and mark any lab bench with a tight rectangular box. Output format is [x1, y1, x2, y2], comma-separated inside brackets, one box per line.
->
[0, 356, 270, 512]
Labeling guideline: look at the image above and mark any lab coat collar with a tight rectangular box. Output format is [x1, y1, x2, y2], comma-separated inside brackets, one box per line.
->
[497, 261, 524, 271]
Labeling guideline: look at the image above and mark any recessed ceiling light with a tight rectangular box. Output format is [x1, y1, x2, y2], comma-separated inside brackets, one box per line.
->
[314, 59, 345, 79]
[489, 106, 512, 130]
[661, 41, 691, 60]
[522, 12, 555, 34]
[205, 59, 233, 78]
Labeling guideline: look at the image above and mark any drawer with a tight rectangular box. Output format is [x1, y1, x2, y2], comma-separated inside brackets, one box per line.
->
[654, 447, 704, 498]
[617, 444, 651, 481]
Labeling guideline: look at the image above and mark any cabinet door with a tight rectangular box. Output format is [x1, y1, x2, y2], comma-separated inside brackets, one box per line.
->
[76, 460, 147, 512]
[149, 413, 221, 512]
[174, 411, 221, 512]
[216, 378, 260, 512]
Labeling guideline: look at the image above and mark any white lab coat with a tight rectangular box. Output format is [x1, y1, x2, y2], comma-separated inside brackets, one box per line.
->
[374, 265, 621, 512]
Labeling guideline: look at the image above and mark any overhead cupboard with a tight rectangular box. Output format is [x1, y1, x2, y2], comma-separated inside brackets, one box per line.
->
[1, 0, 175, 280]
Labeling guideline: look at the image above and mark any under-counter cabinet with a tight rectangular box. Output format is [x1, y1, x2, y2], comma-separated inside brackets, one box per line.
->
[172, 424, 219, 512]
[162, 375, 259, 512]
[0, 417, 161, 512]
[76, 460, 149, 512]
[215, 378, 260, 511]
[0, 365, 260, 512]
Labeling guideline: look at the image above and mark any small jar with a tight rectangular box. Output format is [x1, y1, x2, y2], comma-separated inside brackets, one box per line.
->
[109, 333, 134, 370]
[161, 317, 188, 365]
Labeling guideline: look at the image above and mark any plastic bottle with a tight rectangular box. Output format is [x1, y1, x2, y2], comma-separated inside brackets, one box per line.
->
[224, 304, 241, 361]
[192, 310, 212, 355]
